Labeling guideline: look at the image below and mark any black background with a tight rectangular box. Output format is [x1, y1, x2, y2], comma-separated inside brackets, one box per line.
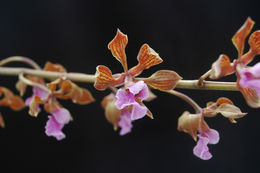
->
[0, 0, 260, 172]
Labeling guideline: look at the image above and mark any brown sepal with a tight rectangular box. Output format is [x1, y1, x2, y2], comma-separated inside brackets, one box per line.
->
[108, 29, 128, 72]
[216, 97, 234, 105]
[209, 54, 235, 79]
[44, 99, 62, 114]
[0, 113, 5, 128]
[177, 111, 202, 141]
[0, 87, 25, 111]
[232, 17, 255, 58]
[43, 61, 67, 72]
[203, 97, 246, 123]
[94, 65, 125, 90]
[129, 44, 163, 77]
[142, 70, 182, 91]
[50, 79, 95, 105]
[101, 94, 121, 130]
[216, 104, 247, 123]
[16, 80, 27, 96]
[249, 30, 260, 54]
[16, 75, 45, 96]
[28, 95, 44, 117]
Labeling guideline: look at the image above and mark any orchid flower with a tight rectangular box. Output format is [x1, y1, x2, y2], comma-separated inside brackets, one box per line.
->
[96, 29, 182, 134]
[206, 17, 260, 108]
[178, 97, 246, 160]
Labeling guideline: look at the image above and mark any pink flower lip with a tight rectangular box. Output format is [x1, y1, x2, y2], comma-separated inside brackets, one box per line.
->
[45, 108, 71, 140]
[115, 81, 149, 121]
[193, 129, 219, 160]
[118, 109, 132, 136]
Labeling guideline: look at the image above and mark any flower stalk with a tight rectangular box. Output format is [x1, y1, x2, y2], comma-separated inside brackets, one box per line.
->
[0, 66, 238, 91]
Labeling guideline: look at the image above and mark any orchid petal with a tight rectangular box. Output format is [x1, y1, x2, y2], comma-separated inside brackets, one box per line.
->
[136, 82, 149, 101]
[127, 81, 146, 95]
[203, 129, 219, 145]
[45, 116, 65, 140]
[118, 109, 132, 135]
[52, 108, 71, 125]
[193, 135, 212, 160]
[115, 89, 135, 110]
[131, 103, 147, 120]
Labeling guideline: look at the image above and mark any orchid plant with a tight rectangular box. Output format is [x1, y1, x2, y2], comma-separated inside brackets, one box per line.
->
[0, 17, 259, 160]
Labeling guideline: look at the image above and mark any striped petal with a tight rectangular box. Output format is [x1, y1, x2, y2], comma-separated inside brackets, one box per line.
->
[108, 29, 128, 72]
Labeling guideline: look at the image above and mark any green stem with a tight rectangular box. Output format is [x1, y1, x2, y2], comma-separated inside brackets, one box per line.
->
[0, 67, 238, 91]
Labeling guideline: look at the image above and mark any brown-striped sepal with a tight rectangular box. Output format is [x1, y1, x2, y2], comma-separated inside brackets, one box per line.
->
[232, 17, 255, 58]
[129, 44, 163, 77]
[94, 65, 124, 91]
[108, 29, 128, 72]
[209, 54, 235, 79]
[43, 61, 67, 72]
[0, 87, 25, 111]
[142, 70, 182, 91]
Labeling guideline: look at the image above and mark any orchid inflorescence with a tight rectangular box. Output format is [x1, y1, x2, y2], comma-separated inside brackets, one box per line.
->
[0, 17, 259, 160]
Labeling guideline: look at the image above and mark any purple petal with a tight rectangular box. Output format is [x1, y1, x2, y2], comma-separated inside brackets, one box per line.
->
[127, 81, 146, 95]
[248, 62, 260, 76]
[193, 135, 212, 160]
[203, 129, 220, 144]
[118, 109, 132, 135]
[34, 88, 48, 100]
[45, 116, 65, 140]
[25, 96, 33, 106]
[25, 96, 41, 112]
[131, 103, 147, 120]
[239, 67, 260, 97]
[135, 83, 149, 101]
[115, 89, 135, 110]
[52, 108, 71, 125]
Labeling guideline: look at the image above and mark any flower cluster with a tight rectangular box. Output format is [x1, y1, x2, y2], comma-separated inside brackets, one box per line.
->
[95, 29, 181, 135]
[0, 18, 259, 161]
[208, 17, 260, 108]
[19, 62, 94, 140]
[178, 97, 246, 160]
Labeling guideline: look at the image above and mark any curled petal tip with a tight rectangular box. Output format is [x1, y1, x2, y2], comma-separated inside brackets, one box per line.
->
[232, 17, 255, 58]
[108, 29, 128, 72]
[209, 54, 234, 79]
[129, 44, 163, 77]
[249, 31, 260, 54]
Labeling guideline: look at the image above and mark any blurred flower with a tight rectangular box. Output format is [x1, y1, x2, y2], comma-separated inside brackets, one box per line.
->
[25, 88, 48, 109]
[239, 62, 260, 97]
[45, 108, 71, 140]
